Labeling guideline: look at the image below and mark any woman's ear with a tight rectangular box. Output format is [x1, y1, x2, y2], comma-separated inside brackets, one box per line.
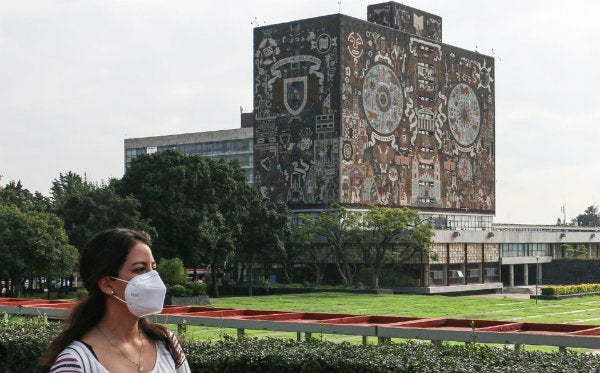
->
[98, 276, 114, 296]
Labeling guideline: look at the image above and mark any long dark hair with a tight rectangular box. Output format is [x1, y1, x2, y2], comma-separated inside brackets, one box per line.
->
[41, 228, 172, 365]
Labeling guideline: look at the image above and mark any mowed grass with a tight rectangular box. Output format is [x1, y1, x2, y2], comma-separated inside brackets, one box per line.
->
[177, 292, 600, 349]
[209, 292, 600, 323]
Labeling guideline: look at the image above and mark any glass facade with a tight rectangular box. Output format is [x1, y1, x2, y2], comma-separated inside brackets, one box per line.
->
[125, 138, 254, 183]
[425, 243, 500, 287]
[421, 212, 493, 231]
[501, 243, 552, 257]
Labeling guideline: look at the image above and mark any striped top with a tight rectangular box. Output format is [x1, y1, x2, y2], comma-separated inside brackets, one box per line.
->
[49, 336, 191, 373]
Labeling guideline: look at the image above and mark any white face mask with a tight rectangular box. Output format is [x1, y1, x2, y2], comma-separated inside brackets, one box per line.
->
[111, 270, 166, 317]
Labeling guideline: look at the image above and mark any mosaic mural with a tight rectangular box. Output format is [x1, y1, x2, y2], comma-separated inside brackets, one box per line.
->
[367, 1, 442, 42]
[254, 16, 341, 205]
[254, 3, 495, 214]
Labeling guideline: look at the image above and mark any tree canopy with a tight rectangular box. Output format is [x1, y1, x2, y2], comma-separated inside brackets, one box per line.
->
[51, 172, 154, 251]
[117, 151, 263, 292]
[0, 188, 77, 297]
[356, 206, 434, 288]
[572, 205, 600, 227]
[304, 204, 434, 287]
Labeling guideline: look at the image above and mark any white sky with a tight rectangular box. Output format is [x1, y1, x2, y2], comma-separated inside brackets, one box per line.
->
[1, 0, 599, 225]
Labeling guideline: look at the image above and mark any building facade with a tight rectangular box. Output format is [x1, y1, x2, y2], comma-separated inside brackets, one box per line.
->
[253, 2, 500, 292]
[124, 120, 254, 183]
[253, 2, 494, 218]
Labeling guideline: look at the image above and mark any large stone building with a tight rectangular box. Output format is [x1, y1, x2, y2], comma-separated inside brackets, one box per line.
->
[253, 2, 501, 292]
[253, 2, 494, 223]
[124, 2, 600, 293]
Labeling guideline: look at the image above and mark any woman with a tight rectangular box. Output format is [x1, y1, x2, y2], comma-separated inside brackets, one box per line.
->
[42, 228, 191, 373]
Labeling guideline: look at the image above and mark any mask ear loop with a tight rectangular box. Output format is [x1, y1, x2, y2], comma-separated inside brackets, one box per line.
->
[111, 292, 128, 305]
[109, 277, 129, 305]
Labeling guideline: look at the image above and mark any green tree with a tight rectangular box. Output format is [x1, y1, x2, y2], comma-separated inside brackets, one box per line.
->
[289, 214, 326, 285]
[573, 205, 600, 227]
[354, 207, 434, 289]
[118, 151, 255, 297]
[117, 151, 213, 261]
[281, 213, 314, 284]
[197, 211, 235, 297]
[157, 257, 188, 286]
[0, 204, 77, 297]
[203, 158, 256, 297]
[309, 204, 360, 285]
[1, 180, 51, 212]
[52, 172, 154, 251]
[562, 243, 589, 258]
[237, 196, 289, 294]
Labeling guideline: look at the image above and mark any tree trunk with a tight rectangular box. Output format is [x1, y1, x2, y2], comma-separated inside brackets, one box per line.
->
[282, 261, 292, 284]
[373, 267, 380, 289]
[12, 275, 22, 298]
[210, 265, 219, 297]
[237, 262, 245, 283]
[335, 260, 348, 285]
[343, 262, 354, 285]
[316, 268, 325, 285]
[248, 262, 254, 297]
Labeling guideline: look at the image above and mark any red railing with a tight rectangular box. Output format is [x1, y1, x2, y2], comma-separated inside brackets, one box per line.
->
[2, 297, 600, 350]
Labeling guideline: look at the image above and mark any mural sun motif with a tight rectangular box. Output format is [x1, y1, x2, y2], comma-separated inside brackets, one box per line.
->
[362, 64, 404, 135]
[448, 83, 480, 147]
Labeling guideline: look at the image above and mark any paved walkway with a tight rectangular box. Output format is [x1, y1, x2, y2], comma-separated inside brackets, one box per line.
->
[471, 286, 536, 299]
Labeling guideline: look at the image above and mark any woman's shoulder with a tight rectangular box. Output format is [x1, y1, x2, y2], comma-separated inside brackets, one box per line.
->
[49, 341, 103, 373]
[163, 329, 188, 367]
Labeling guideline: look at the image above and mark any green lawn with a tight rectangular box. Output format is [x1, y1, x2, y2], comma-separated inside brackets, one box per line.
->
[209, 292, 600, 323]
[176, 292, 600, 350]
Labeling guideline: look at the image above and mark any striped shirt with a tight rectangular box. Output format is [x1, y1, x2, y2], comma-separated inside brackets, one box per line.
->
[49, 336, 191, 373]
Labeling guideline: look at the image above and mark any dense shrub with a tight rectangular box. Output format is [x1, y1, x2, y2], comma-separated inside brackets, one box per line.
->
[541, 283, 600, 296]
[158, 257, 188, 286]
[184, 281, 206, 296]
[186, 337, 600, 373]
[0, 315, 62, 373]
[168, 281, 207, 297]
[3, 316, 600, 372]
[168, 284, 188, 296]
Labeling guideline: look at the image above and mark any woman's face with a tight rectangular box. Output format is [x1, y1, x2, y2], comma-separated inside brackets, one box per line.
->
[116, 241, 156, 282]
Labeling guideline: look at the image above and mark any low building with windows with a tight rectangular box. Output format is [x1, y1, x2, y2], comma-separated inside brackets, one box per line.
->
[124, 114, 254, 183]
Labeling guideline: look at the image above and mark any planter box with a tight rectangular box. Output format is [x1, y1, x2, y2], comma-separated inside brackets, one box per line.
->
[170, 295, 210, 306]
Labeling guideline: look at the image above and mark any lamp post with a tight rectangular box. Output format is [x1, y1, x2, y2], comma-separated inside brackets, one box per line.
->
[535, 256, 540, 305]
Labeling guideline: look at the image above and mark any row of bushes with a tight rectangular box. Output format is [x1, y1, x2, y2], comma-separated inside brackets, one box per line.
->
[189, 337, 600, 373]
[3, 316, 600, 372]
[168, 281, 206, 297]
[541, 283, 600, 296]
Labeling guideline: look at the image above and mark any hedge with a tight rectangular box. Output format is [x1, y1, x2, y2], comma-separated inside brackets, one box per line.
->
[187, 337, 600, 373]
[541, 283, 600, 296]
[2, 316, 600, 372]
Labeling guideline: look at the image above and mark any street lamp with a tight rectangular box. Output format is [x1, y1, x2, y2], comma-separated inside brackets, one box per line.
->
[535, 256, 540, 305]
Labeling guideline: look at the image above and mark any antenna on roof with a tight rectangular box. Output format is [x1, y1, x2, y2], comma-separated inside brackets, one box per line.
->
[251, 17, 265, 27]
[338, 1, 342, 13]
[490, 48, 502, 62]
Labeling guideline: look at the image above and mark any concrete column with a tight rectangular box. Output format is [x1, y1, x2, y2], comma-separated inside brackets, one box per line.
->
[537, 263, 542, 284]
[523, 263, 529, 286]
[509, 264, 514, 287]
